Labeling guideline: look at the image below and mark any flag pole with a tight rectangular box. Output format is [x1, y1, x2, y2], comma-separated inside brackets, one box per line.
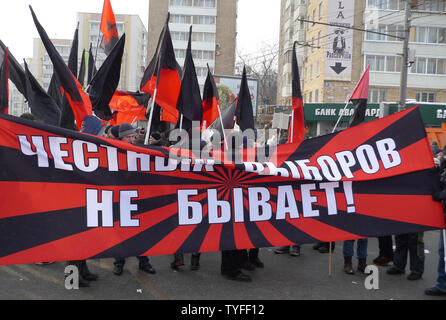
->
[144, 88, 157, 145]
[290, 110, 295, 143]
[332, 96, 350, 133]
[217, 104, 228, 151]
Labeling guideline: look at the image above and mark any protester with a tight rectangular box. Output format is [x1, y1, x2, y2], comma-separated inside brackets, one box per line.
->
[170, 126, 203, 271]
[425, 158, 446, 295]
[373, 236, 394, 266]
[313, 242, 335, 254]
[432, 141, 441, 156]
[274, 245, 301, 257]
[387, 233, 425, 280]
[343, 239, 368, 274]
[65, 115, 104, 287]
[112, 123, 156, 276]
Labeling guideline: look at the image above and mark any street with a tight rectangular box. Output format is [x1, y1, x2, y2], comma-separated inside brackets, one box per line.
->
[0, 231, 444, 301]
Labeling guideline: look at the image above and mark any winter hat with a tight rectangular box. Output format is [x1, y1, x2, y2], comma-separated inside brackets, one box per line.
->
[110, 125, 120, 138]
[119, 123, 137, 138]
[81, 115, 105, 136]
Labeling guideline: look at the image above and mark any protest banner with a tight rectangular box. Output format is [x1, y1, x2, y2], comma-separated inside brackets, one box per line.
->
[0, 106, 443, 265]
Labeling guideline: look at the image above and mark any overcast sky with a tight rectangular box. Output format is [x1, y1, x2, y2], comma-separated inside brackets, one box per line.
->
[0, 0, 280, 63]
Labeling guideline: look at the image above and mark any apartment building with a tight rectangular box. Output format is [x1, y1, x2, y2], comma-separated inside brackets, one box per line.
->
[147, 0, 237, 89]
[31, 12, 147, 93]
[277, 0, 446, 110]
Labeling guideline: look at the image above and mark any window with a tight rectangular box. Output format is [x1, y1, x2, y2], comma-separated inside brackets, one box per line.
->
[413, 57, 446, 74]
[369, 89, 387, 103]
[416, 27, 446, 44]
[316, 61, 320, 77]
[309, 91, 313, 103]
[319, 2, 323, 20]
[366, 55, 402, 72]
[416, 0, 446, 12]
[315, 89, 319, 103]
[317, 31, 321, 47]
[416, 92, 436, 102]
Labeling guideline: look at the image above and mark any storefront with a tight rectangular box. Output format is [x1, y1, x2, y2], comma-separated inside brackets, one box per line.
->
[303, 102, 446, 137]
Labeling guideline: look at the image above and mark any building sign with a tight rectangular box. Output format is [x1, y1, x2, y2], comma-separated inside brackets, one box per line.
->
[214, 74, 259, 117]
[304, 103, 446, 126]
[304, 103, 381, 122]
[324, 0, 355, 81]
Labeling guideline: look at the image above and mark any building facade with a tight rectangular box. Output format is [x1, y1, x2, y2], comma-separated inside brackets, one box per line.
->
[31, 12, 147, 94]
[277, 0, 446, 135]
[147, 0, 238, 90]
[77, 12, 148, 92]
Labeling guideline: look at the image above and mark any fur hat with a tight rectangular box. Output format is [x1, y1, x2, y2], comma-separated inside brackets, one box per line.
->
[119, 123, 137, 138]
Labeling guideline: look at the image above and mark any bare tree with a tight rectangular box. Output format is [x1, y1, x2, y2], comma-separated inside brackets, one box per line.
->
[236, 43, 278, 106]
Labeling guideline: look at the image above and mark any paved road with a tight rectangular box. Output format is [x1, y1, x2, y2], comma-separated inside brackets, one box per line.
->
[0, 231, 445, 300]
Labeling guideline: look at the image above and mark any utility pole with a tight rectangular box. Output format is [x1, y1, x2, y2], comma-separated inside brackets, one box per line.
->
[399, 0, 412, 112]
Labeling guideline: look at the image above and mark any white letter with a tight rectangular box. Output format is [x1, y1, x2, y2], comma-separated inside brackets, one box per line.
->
[73, 140, 99, 172]
[18, 135, 49, 167]
[101, 145, 119, 171]
[356, 144, 380, 174]
[208, 189, 231, 224]
[335, 150, 356, 179]
[155, 156, 178, 171]
[276, 185, 299, 220]
[364, 265, 379, 290]
[86, 189, 114, 227]
[48, 137, 73, 171]
[296, 160, 323, 181]
[320, 182, 339, 215]
[301, 183, 319, 218]
[376, 138, 401, 169]
[233, 188, 244, 222]
[120, 190, 139, 227]
[248, 187, 272, 222]
[127, 151, 150, 172]
[178, 190, 202, 225]
[317, 156, 342, 181]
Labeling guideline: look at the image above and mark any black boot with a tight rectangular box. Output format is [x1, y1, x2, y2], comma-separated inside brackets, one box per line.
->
[79, 260, 99, 281]
[344, 256, 354, 275]
[171, 253, 184, 270]
[191, 254, 200, 271]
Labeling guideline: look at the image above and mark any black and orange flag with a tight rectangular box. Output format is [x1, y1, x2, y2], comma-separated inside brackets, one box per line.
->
[202, 64, 220, 129]
[349, 65, 370, 128]
[140, 13, 181, 125]
[100, 0, 119, 56]
[109, 90, 150, 126]
[23, 61, 61, 126]
[30, 5, 92, 130]
[235, 66, 255, 131]
[88, 34, 126, 121]
[176, 26, 202, 131]
[288, 41, 305, 144]
[0, 47, 8, 114]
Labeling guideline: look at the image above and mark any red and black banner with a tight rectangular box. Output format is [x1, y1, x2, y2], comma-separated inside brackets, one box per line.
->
[0, 106, 443, 265]
[109, 90, 150, 126]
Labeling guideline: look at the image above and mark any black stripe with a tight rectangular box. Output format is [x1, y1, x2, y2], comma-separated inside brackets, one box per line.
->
[0, 193, 178, 258]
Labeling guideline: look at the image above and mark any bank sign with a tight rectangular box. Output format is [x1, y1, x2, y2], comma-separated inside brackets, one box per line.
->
[303, 103, 446, 126]
[304, 103, 381, 122]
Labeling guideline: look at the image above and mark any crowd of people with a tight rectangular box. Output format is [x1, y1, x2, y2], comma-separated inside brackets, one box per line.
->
[22, 113, 446, 297]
